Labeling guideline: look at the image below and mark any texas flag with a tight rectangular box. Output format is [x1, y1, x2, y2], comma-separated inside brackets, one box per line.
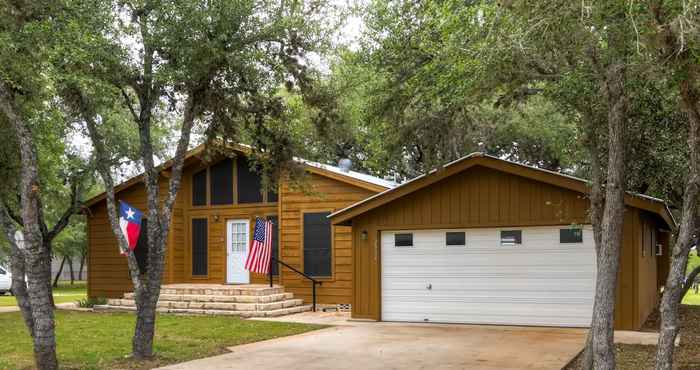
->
[119, 201, 143, 254]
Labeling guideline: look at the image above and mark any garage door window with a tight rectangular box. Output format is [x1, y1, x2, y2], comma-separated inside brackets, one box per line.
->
[560, 228, 583, 243]
[394, 233, 413, 247]
[446, 232, 465, 246]
[500, 230, 522, 246]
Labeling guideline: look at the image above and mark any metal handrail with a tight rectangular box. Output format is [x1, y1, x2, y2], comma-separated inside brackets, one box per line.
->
[268, 256, 322, 312]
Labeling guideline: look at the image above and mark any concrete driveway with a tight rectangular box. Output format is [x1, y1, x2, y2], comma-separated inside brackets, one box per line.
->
[158, 320, 586, 370]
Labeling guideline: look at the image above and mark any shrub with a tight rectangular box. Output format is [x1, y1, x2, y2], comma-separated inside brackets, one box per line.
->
[76, 297, 107, 308]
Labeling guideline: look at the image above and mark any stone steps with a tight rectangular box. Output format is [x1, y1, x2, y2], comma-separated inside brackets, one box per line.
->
[123, 292, 295, 304]
[107, 298, 304, 312]
[94, 284, 308, 318]
[93, 304, 312, 318]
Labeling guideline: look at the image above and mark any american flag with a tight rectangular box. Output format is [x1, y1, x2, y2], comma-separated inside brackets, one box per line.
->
[244, 218, 273, 274]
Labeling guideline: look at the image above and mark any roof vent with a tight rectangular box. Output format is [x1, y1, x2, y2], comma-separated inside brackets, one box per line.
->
[338, 158, 352, 172]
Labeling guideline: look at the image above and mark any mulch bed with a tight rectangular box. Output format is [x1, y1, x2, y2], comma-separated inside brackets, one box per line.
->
[565, 305, 700, 370]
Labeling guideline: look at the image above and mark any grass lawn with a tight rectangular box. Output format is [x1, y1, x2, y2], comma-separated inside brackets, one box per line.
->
[0, 281, 87, 307]
[682, 289, 700, 305]
[0, 310, 324, 370]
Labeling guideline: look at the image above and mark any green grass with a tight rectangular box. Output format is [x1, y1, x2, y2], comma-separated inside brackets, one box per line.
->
[682, 251, 700, 305]
[0, 281, 87, 307]
[0, 310, 324, 370]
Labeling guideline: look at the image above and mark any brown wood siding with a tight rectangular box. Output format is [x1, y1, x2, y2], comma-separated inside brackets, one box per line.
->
[349, 165, 659, 330]
[279, 173, 375, 305]
[87, 156, 381, 301]
[87, 180, 174, 298]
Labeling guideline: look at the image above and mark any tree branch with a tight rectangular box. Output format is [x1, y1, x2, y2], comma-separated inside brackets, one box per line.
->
[45, 176, 82, 243]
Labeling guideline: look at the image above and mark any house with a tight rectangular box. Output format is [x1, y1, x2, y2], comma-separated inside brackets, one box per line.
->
[330, 153, 674, 330]
[85, 144, 395, 305]
[86, 148, 674, 330]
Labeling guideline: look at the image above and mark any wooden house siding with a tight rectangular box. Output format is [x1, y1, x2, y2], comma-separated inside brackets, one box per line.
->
[346, 165, 669, 330]
[278, 173, 375, 304]
[87, 155, 384, 302]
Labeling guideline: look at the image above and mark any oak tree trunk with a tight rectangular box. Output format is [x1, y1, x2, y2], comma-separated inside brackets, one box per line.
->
[655, 76, 700, 370]
[0, 208, 34, 336]
[53, 257, 65, 288]
[580, 109, 606, 370]
[78, 254, 85, 281]
[590, 61, 628, 370]
[67, 256, 75, 285]
[0, 84, 58, 370]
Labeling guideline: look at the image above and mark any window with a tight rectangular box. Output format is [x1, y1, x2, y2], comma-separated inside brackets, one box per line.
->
[303, 212, 332, 277]
[500, 230, 522, 246]
[192, 169, 207, 206]
[192, 218, 208, 276]
[267, 188, 278, 203]
[210, 159, 234, 205]
[134, 218, 149, 274]
[0, 267, 5, 275]
[268, 215, 279, 276]
[560, 228, 583, 243]
[446, 232, 466, 246]
[394, 233, 413, 247]
[237, 157, 263, 203]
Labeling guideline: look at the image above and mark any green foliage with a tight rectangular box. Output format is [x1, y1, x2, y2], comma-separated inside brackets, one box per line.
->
[76, 297, 107, 308]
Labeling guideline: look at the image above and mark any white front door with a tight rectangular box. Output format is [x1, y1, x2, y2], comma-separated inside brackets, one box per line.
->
[227, 219, 250, 284]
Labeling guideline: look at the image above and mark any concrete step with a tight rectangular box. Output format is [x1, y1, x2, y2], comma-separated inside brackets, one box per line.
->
[94, 304, 312, 318]
[107, 298, 305, 312]
[159, 285, 285, 296]
[123, 292, 295, 304]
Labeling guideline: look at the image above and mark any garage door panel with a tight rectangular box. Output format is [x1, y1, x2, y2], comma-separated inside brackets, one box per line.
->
[381, 226, 596, 327]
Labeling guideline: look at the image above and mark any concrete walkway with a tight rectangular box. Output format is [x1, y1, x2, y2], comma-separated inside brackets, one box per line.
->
[158, 319, 586, 370]
[0, 302, 76, 314]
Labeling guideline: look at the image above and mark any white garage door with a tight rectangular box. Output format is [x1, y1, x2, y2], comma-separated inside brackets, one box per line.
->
[381, 226, 596, 327]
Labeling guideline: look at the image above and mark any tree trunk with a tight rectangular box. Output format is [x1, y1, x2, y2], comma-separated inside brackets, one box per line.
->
[591, 61, 628, 370]
[580, 109, 606, 370]
[0, 84, 58, 370]
[67, 256, 75, 285]
[0, 208, 34, 337]
[78, 254, 85, 281]
[52, 257, 65, 288]
[655, 76, 700, 370]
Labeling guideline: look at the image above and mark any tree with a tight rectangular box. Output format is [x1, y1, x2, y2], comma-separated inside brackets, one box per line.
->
[57, 0, 338, 359]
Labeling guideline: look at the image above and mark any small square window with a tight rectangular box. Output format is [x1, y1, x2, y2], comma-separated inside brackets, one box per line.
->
[655, 244, 663, 256]
[560, 228, 583, 243]
[500, 230, 522, 246]
[446, 232, 466, 246]
[395, 233, 413, 247]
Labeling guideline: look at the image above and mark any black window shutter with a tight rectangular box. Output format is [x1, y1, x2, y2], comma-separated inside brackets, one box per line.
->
[192, 169, 207, 206]
[134, 219, 149, 274]
[210, 159, 234, 205]
[192, 218, 208, 276]
[236, 156, 263, 203]
[268, 215, 279, 276]
[303, 212, 332, 277]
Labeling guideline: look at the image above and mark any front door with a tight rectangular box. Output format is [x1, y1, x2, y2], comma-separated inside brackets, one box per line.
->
[227, 219, 250, 284]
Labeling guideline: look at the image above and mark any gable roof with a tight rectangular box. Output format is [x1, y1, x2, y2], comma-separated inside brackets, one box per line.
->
[84, 143, 396, 208]
[329, 152, 676, 229]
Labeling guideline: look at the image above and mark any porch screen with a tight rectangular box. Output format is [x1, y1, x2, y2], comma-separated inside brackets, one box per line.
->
[268, 215, 279, 276]
[192, 218, 208, 276]
[192, 169, 207, 206]
[303, 212, 332, 277]
[210, 159, 233, 205]
[236, 156, 263, 203]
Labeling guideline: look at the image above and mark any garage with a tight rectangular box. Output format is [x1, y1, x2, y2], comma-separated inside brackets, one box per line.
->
[330, 152, 675, 330]
[380, 227, 596, 327]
